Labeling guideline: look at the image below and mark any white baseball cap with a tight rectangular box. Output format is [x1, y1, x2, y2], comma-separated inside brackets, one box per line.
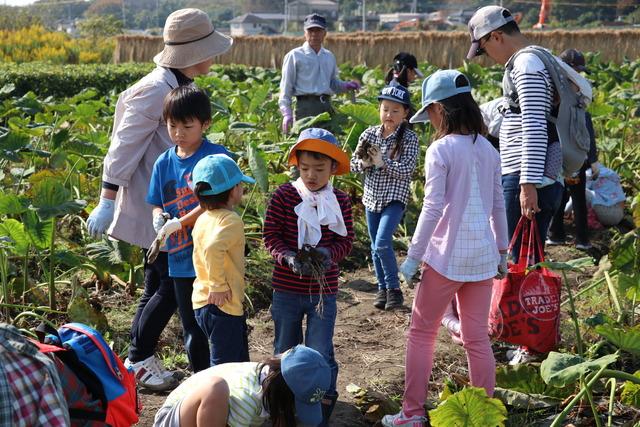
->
[466, 6, 515, 59]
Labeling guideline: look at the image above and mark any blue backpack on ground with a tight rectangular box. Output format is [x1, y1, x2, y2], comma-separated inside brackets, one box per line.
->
[35, 322, 140, 427]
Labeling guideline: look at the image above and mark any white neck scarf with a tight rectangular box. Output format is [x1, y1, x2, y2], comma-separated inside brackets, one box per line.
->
[291, 178, 347, 249]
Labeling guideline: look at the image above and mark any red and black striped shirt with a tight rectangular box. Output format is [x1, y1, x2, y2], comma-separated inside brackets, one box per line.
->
[263, 183, 354, 295]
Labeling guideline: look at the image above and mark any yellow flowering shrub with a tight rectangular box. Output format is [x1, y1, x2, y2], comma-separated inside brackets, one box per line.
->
[0, 25, 114, 64]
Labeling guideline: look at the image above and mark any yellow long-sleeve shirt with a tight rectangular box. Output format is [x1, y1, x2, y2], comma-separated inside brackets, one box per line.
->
[192, 209, 245, 316]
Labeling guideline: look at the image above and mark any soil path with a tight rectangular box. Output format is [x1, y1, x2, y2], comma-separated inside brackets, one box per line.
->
[135, 265, 469, 426]
[135, 237, 602, 426]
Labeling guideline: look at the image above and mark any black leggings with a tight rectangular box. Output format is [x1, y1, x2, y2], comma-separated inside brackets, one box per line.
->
[549, 166, 589, 245]
[128, 252, 176, 363]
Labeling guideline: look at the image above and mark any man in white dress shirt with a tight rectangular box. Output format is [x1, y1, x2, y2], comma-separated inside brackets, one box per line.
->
[278, 13, 360, 134]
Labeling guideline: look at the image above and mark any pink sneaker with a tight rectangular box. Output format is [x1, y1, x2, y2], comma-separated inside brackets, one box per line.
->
[381, 411, 427, 427]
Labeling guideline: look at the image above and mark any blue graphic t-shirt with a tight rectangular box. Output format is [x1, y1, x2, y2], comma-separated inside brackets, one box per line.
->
[147, 139, 231, 277]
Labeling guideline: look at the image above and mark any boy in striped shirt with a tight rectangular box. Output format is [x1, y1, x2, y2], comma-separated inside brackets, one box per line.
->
[263, 128, 354, 426]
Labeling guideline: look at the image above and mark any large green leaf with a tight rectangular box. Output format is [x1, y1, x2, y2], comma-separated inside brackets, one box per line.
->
[338, 103, 379, 126]
[29, 179, 86, 220]
[0, 131, 29, 162]
[0, 192, 29, 215]
[621, 370, 640, 409]
[248, 83, 270, 113]
[0, 218, 30, 255]
[429, 387, 507, 427]
[631, 193, 640, 228]
[594, 323, 640, 355]
[540, 352, 618, 387]
[609, 231, 636, 272]
[291, 112, 331, 134]
[86, 238, 140, 270]
[493, 388, 561, 409]
[23, 210, 53, 250]
[247, 142, 269, 192]
[495, 364, 573, 399]
[618, 272, 640, 301]
[533, 256, 594, 272]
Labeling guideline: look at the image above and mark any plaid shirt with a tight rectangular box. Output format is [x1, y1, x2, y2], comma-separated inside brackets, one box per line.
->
[0, 324, 69, 427]
[350, 125, 419, 212]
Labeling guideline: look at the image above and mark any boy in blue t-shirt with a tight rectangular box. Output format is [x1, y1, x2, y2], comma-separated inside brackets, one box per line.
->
[147, 86, 231, 372]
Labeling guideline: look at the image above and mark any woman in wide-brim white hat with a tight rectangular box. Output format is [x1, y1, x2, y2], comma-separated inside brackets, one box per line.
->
[85, 8, 233, 393]
[154, 8, 233, 69]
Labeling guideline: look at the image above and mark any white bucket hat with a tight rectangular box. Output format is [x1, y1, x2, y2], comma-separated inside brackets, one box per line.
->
[154, 8, 233, 69]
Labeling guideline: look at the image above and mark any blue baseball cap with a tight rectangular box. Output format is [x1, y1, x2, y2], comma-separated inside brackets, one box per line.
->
[409, 69, 472, 124]
[288, 127, 350, 175]
[377, 81, 411, 106]
[191, 154, 255, 196]
[281, 345, 331, 426]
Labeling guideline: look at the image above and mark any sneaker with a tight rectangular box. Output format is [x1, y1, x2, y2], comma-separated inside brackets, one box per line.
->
[382, 411, 427, 427]
[147, 355, 186, 381]
[125, 356, 179, 391]
[545, 237, 565, 246]
[373, 289, 387, 310]
[576, 242, 592, 251]
[385, 289, 404, 310]
[507, 347, 538, 365]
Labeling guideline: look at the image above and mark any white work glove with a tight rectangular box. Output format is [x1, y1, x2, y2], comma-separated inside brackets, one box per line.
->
[590, 162, 601, 181]
[86, 197, 115, 238]
[280, 106, 293, 135]
[159, 218, 182, 243]
[152, 212, 169, 233]
[368, 145, 385, 168]
[495, 253, 508, 280]
[399, 257, 421, 284]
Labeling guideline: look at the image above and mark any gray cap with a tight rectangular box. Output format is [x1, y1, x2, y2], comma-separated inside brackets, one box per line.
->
[466, 6, 515, 59]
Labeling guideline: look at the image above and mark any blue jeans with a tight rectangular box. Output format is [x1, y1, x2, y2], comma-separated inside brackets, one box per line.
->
[502, 174, 564, 261]
[194, 304, 249, 367]
[366, 201, 405, 291]
[270, 291, 338, 394]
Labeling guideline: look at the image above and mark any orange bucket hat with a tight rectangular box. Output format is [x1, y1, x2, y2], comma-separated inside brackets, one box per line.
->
[288, 128, 350, 175]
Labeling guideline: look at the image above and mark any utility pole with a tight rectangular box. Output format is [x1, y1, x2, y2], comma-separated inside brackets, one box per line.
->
[122, 0, 126, 29]
[361, 0, 366, 31]
[156, 0, 160, 29]
[284, 0, 288, 34]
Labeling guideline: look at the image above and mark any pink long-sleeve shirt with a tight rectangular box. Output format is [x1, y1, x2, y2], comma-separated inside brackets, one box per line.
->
[407, 134, 509, 278]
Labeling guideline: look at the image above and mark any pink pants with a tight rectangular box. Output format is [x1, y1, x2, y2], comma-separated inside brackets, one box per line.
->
[402, 265, 495, 417]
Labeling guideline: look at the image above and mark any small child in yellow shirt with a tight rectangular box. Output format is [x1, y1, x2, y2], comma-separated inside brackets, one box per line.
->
[190, 154, 255, 366]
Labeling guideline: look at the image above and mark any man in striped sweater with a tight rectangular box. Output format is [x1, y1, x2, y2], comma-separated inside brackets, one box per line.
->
[467, 6, 564, 260]
[263, 128, 354, 426]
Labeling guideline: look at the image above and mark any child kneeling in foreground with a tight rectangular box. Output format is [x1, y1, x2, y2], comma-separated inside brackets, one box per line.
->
[153, 345, 331, 427]
[263, 127, 354, 425]
[383, 70, 508, 426]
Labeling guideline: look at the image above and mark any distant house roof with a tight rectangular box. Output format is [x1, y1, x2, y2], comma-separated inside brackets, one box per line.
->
[229, 13, 267, 24]
[254, 13, 286, 21]
[288, 0, 338, 7]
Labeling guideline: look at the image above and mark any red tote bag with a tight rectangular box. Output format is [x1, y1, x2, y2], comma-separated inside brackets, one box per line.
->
[489, 217, 562, 353]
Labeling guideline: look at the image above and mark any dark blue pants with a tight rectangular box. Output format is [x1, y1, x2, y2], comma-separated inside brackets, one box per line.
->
[270, 290, 338, 395]
[194, 304, 249, 367]
[173, 277, 211, 372]
[502, 174, 564, 261]
[128, 252, 176, 362]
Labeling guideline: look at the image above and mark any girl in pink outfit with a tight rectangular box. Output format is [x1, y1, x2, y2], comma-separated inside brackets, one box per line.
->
[382, 70, 509, 427]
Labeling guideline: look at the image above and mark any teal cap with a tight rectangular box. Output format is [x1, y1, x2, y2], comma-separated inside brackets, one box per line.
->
[410, 69, 472, 124]
[192, 154, 255, 195]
